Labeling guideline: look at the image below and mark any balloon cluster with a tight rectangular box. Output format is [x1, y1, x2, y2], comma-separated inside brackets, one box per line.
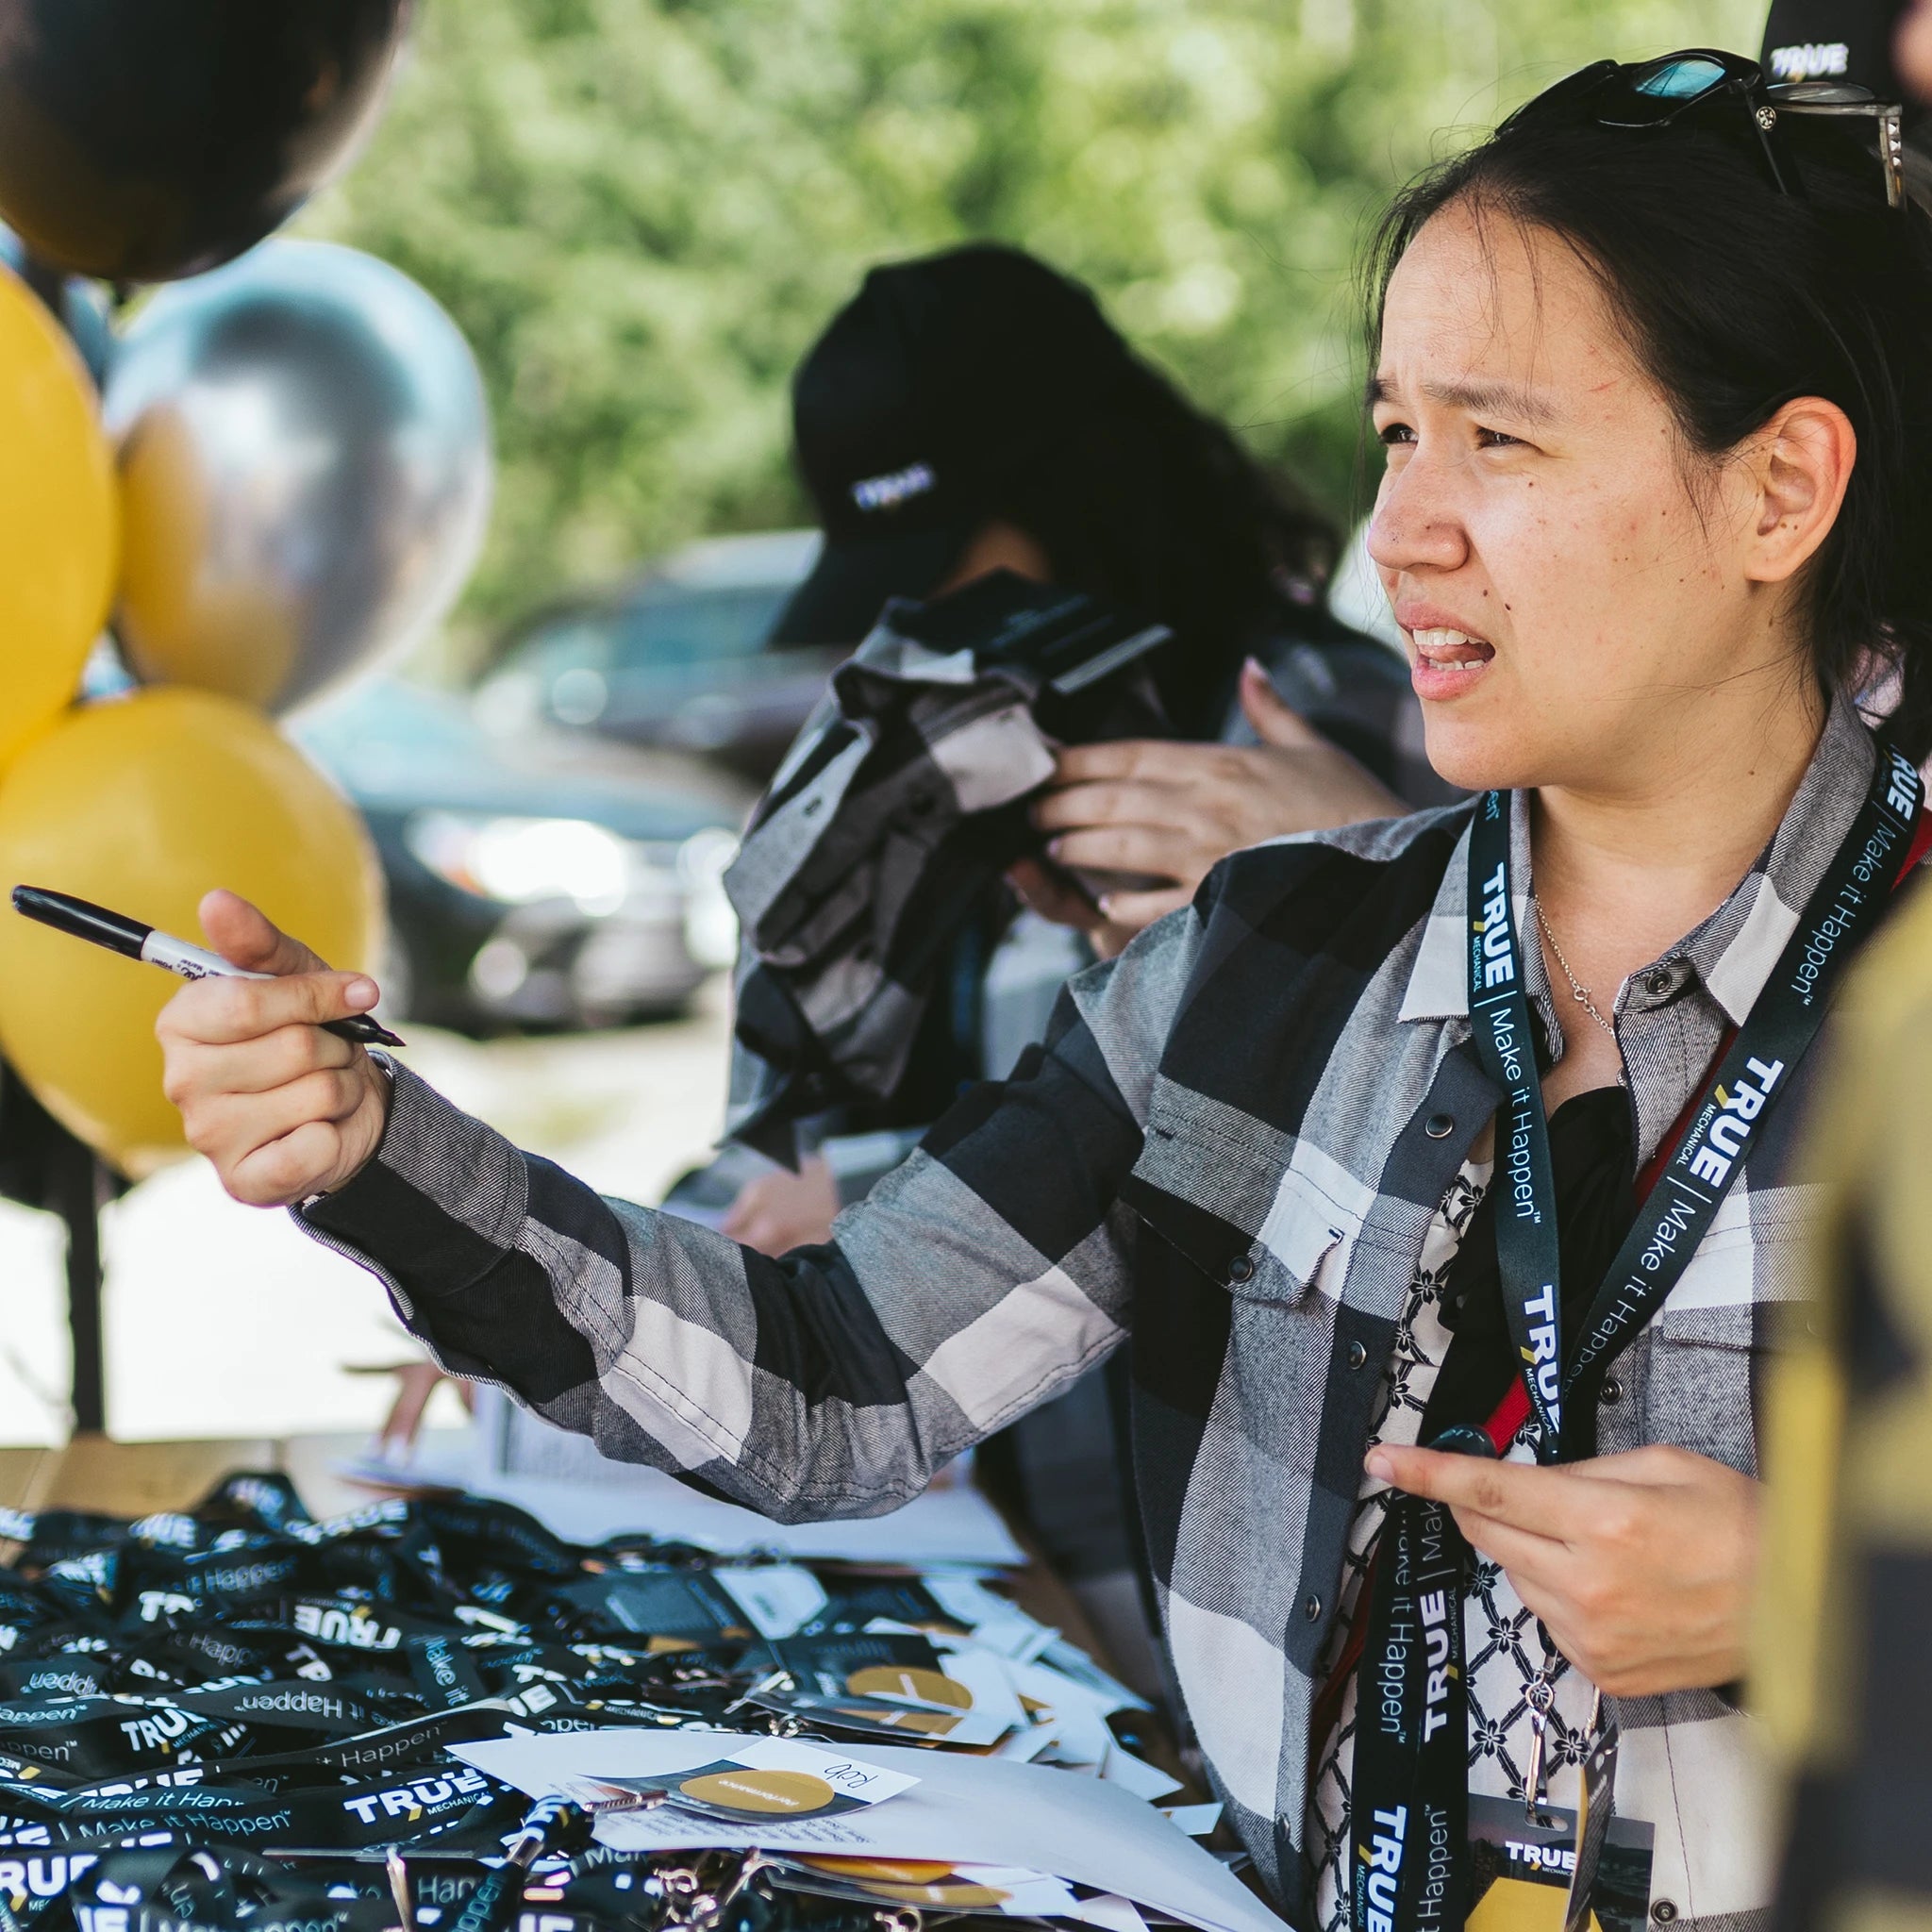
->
[0, 2, 492, 1177]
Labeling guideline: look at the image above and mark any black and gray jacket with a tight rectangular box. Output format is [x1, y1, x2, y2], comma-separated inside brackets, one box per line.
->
[297, 698, 1889, 1925]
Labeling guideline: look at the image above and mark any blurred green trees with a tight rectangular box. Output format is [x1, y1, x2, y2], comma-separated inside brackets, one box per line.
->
[299, 0, 1761, 661]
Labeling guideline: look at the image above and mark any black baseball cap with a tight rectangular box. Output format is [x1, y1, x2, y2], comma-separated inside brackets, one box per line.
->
[767, 243, 1139, 648]
[1762, 0, 1908, 94]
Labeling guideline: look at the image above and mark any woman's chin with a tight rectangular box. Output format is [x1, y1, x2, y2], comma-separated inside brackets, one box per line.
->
[1418, 711, 1544, 796]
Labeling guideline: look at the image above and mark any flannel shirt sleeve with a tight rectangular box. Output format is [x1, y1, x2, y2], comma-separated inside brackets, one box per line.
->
[295, 905, 1205, 1523]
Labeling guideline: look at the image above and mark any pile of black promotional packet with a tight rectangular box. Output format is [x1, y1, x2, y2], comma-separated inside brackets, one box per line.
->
[0, 1474, 1197, 1932]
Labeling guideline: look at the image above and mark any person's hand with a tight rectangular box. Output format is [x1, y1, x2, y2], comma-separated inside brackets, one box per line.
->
[1019, 658, 1407, 946]
[721, 1154, 841, 1254]
[156, 890, 391, 1208]
[1365, 1441, 1759, 1697]
[376, 1360, 473, 1457]
[1898, 0, 1932, 101]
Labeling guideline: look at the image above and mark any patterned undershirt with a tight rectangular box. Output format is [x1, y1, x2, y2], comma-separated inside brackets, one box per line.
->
[1307, 1158, 1603, 1932]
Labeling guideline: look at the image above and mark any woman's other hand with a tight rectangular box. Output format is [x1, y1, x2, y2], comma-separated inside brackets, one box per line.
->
[721, 1153, 841, 1254]
[156, 890, 391, 1207]
[1018, 659, 1407, 949]
[1365, 1441, 1760, 1698]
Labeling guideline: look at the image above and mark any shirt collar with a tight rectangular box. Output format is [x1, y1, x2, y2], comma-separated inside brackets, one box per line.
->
[1396, 691, 1879, 1031]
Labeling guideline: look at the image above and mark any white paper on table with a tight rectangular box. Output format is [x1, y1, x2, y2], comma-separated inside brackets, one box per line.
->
[920, 1574, 1060, 1663]
[463, 1391, 1025, 1565]
[1031, 1708, 1113, 1771]
[1069, 1895, 1153, 1932]
[992, 1726, 1056, 1763]
[453, 1728, 1287, 1932]
[1100, 1742, 1184, 1803]
[946, 1870, 1084, 1918]
[709, 1565, 828, 1638]
[1009, 1657, 1124, 1767]
[1160, 1803, 1224, 1839]
[1039, 1635, 1151, 1713]
[462, 1465, 1024, 1566]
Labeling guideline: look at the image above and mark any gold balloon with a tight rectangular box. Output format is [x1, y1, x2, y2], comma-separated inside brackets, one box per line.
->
[116, 408, 297, 708]
[0, 689, 383, 1175]
[0, 261, 117, 771]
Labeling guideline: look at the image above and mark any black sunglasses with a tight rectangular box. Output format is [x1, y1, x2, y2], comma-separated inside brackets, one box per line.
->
[1502, 48, 1907, 210]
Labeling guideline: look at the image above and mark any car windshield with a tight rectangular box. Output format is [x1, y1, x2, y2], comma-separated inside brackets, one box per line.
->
[615, 586, 795, 668]
[509, 584, 796, 685]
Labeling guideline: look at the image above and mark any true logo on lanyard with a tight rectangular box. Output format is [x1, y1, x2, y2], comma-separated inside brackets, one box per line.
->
[1351, 740, 1925, 1932]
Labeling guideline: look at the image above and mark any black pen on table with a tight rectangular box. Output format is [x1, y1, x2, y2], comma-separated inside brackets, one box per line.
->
[9, 884, 405, 1048]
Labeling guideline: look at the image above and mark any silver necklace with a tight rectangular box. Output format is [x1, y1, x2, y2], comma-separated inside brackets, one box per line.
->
[1530, 888, 1616, 1036]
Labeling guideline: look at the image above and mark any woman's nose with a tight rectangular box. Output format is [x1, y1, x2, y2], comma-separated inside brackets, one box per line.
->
[1367, 460, 1469, 577]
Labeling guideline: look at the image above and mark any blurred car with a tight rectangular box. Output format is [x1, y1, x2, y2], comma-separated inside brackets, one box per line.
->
[292, 678, 752, 1032]
[472, 529, 829, 782]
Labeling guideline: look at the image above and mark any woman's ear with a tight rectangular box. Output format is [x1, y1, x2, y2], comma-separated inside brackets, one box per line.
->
[1743, 396, 1857, 586]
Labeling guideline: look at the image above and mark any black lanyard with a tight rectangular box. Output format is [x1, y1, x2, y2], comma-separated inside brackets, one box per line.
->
[1351, 740, 1924, 1932]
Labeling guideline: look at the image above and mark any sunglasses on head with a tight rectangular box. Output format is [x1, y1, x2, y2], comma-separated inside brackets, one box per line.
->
[1501, 48, 1907, 210]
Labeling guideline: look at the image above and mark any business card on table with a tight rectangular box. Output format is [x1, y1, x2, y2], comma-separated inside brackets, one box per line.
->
[764, 1630, 1023, 1746]
[566, 1738, 918, 1825]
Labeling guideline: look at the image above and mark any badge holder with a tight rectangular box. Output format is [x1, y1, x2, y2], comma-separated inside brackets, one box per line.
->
[1467, 1684, 1655, 1932]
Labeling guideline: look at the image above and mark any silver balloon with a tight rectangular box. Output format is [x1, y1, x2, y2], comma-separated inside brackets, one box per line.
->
[102, 238, 491, 713]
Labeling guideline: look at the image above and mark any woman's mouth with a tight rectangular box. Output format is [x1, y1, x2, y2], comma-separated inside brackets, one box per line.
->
[1407, 625, 1495, 701]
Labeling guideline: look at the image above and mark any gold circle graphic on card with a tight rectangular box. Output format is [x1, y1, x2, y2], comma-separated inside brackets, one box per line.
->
[679, 1769, 837, 1815]
[845, 1665, 973, 1710]
[799, 1858, 957, 1881]
[828, 1700, 958, 1736]
[791, 1863, 1010, 1909]
[871, 1880, 1011, 1908]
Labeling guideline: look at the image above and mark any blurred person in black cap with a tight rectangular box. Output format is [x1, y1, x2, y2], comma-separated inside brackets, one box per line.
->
[726, 242, 1442, 1252]
[718, 242, 1441, 1691]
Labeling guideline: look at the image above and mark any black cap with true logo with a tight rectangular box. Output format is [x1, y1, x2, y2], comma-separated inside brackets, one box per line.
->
[768, 243, 1139, 648]
[1761, 0, 1907, 93]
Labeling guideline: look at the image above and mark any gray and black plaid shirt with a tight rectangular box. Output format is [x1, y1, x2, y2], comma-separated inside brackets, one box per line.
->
[301, 694, 1887, 1928]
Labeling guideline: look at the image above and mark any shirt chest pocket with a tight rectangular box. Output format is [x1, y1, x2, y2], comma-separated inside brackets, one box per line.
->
[1638, 1220, 1808, 1475]
[1127, 1087, 1374, 1306]
[1250, 1169, 1365, 1304]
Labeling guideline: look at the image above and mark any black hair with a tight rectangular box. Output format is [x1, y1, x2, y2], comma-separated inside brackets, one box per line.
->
[1366, 81, 1932, 759]
[986, 358, 1338, 741]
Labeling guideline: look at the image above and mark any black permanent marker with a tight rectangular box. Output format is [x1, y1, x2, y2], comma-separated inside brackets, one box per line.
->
[9, 885, 404, 1048]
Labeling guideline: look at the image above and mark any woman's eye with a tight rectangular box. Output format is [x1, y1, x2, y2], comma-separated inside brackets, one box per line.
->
[1376, 422, 1414, 448]
[1475, 426, 1522, 449]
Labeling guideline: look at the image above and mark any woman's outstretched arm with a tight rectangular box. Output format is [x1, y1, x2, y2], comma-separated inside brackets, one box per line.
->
[158, 889, 1203, 1524]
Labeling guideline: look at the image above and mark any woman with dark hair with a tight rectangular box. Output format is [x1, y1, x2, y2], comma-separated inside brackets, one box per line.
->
[159, 48, 1929, 1930]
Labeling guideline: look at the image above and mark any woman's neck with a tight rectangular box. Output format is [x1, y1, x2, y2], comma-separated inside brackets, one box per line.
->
[1526, 687, 1827, 1105]
[1531, 692, 1826, 953]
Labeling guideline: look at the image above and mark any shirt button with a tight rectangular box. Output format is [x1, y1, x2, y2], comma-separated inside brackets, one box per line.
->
[1303, 1593, 1323, 1622]
[1346, 1341, 1369, 1371]
[1424, 1112, 1455, 1140]
[1227, 1254, 1256, 1286]
[1601, 1374, 1624, 1406]
[1645, 968, 1675, 998]
[1651, 1903, 1677, 1924]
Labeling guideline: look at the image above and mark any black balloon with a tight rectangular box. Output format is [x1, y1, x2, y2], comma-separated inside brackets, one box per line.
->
[0, 0, 411, 283]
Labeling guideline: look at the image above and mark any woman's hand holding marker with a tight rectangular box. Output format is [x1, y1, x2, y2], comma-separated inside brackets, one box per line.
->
[156, 890, 391, 1206]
